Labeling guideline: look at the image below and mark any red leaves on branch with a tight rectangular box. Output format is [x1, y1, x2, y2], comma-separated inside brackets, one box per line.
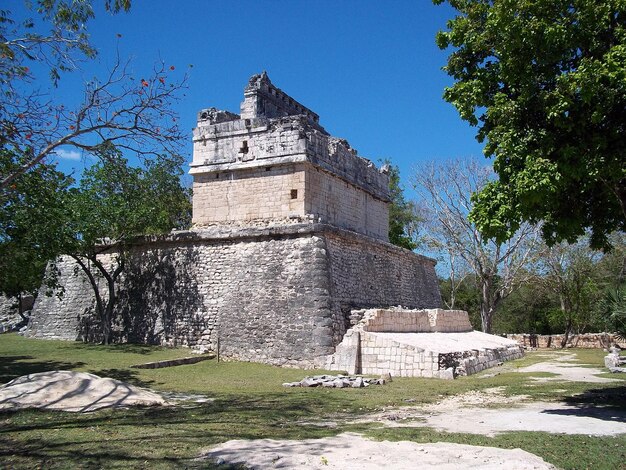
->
[158, 77, 165, 84]
[141, 79, 149, 87]
[169, 65, 175, 71]
[25, 133, 32, 140]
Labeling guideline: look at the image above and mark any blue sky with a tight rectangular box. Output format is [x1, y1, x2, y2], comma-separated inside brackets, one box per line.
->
[14, 0, 486, 190]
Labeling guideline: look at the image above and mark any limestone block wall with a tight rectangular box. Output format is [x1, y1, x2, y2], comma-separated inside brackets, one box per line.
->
[26, 224, 442, 368]
[192, 164, 307, 225]
[356, 331, 523, 378]
[324, 232, 441, 343]
[240, 71, 321, 126]
[328, 308, 524, 378]
[359, 332, 438, 378]
[360, 308, 472, 333]
[192, 117, 308, 168]
[306, 167, 389, 241]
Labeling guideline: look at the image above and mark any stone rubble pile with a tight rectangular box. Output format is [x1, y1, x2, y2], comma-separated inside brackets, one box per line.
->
[282, 374, 387, 388]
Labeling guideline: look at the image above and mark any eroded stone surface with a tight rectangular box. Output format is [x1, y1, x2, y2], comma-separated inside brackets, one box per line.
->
[200, 432, 556, 470]
[0, 371, 168, 412]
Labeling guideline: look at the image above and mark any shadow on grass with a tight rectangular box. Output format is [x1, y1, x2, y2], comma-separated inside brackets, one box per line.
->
[71, 343, 159, 355]
[89, 368, 156, 389]
[562, 385, 626, 412]
[0, 356, 86, 384]
[0, 392, 350, 469]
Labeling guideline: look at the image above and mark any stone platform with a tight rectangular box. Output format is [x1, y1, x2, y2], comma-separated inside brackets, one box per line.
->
[327, 309, 524, 379]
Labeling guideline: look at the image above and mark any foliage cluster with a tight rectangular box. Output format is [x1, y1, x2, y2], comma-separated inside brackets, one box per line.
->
[440, 234, 626, 337]
[435, 0, 626, 250]
[385, 161, 421, 250]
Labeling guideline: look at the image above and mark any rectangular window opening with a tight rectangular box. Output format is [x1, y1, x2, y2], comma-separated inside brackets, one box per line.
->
[290, 189, 298, 200]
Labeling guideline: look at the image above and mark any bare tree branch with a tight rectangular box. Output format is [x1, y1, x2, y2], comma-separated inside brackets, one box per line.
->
[412, 157, 540, 332]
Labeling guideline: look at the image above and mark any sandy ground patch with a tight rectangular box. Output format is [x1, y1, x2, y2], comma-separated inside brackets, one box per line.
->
[515, 361, 618, 383]
[200, 432, 556, 470]
[0, 370, 169, 412]
[407, 401, 626, 437]
[362, 387, 626, 436]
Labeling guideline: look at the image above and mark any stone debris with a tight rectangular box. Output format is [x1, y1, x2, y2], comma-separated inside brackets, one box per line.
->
[282, 374, 387, 388]
[604, 347, 626, 369]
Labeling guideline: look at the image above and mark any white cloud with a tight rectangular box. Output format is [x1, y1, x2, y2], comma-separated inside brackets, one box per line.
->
[53, 148, 82, 161]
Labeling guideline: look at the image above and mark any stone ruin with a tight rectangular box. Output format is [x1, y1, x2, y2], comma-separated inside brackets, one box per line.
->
[25, 72, 523, 377]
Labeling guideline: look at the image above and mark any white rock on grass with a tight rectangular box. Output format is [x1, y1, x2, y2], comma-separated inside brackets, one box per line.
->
[0, 370, 169, 412]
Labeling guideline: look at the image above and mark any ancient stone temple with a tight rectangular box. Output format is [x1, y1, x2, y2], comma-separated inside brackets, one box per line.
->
[190, 71, 390, 240]
[26, 73, 522, 376]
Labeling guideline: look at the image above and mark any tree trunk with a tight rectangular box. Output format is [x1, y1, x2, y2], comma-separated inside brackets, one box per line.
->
[101, 276, 118, 345]
[480, 278, 493, 333]
[561, 318, 573, 348]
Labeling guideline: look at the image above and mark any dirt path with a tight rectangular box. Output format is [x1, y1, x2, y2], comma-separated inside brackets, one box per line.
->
[3, 351, 623, 468]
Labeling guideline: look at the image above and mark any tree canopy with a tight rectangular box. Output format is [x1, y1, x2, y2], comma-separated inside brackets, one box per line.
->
[0, 150, 72, 299]
[435, 0, 626, 250]
[0, 0, 190, 325]
[412, 158, 539, 333]
[66, 151, 191, 344]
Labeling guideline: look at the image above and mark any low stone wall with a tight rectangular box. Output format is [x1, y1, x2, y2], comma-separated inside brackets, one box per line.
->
[505, 333, 625, 349]
[328, 308, 523, 378]
[355, 308, 472, 333]
[26, 224, 441, 368]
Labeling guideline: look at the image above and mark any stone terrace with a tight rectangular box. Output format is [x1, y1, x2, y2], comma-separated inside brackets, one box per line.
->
[328, 309, 524, 379]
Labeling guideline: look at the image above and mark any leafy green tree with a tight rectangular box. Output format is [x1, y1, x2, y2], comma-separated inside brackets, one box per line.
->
[534, 239, 605, 346]
[385, 161, 421, 250]
[494, 282, 559, 335]
[435, 0, 626, 250]
[0, 150, 73, 313]
[67, 150, 191, 344]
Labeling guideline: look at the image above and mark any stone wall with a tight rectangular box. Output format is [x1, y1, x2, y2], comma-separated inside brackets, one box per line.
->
[357, 331, 523, 378]
[192, 163, 307, 225]
[324, 232, 441, 343]
[240, 71, 321, 126]
[359, 308, 472, 333]
[26, 224, 441, 368]
[505, 333, 626, 349]
[306, 166, 388, 241]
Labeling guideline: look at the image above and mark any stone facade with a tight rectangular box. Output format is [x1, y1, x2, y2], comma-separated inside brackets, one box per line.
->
[190, 72, 390, 241]
[328, 309, 524, 378]
[27, 225, 441, 368]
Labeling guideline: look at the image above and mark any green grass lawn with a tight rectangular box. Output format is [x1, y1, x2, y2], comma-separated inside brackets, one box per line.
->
[1, 334, 624, 469]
